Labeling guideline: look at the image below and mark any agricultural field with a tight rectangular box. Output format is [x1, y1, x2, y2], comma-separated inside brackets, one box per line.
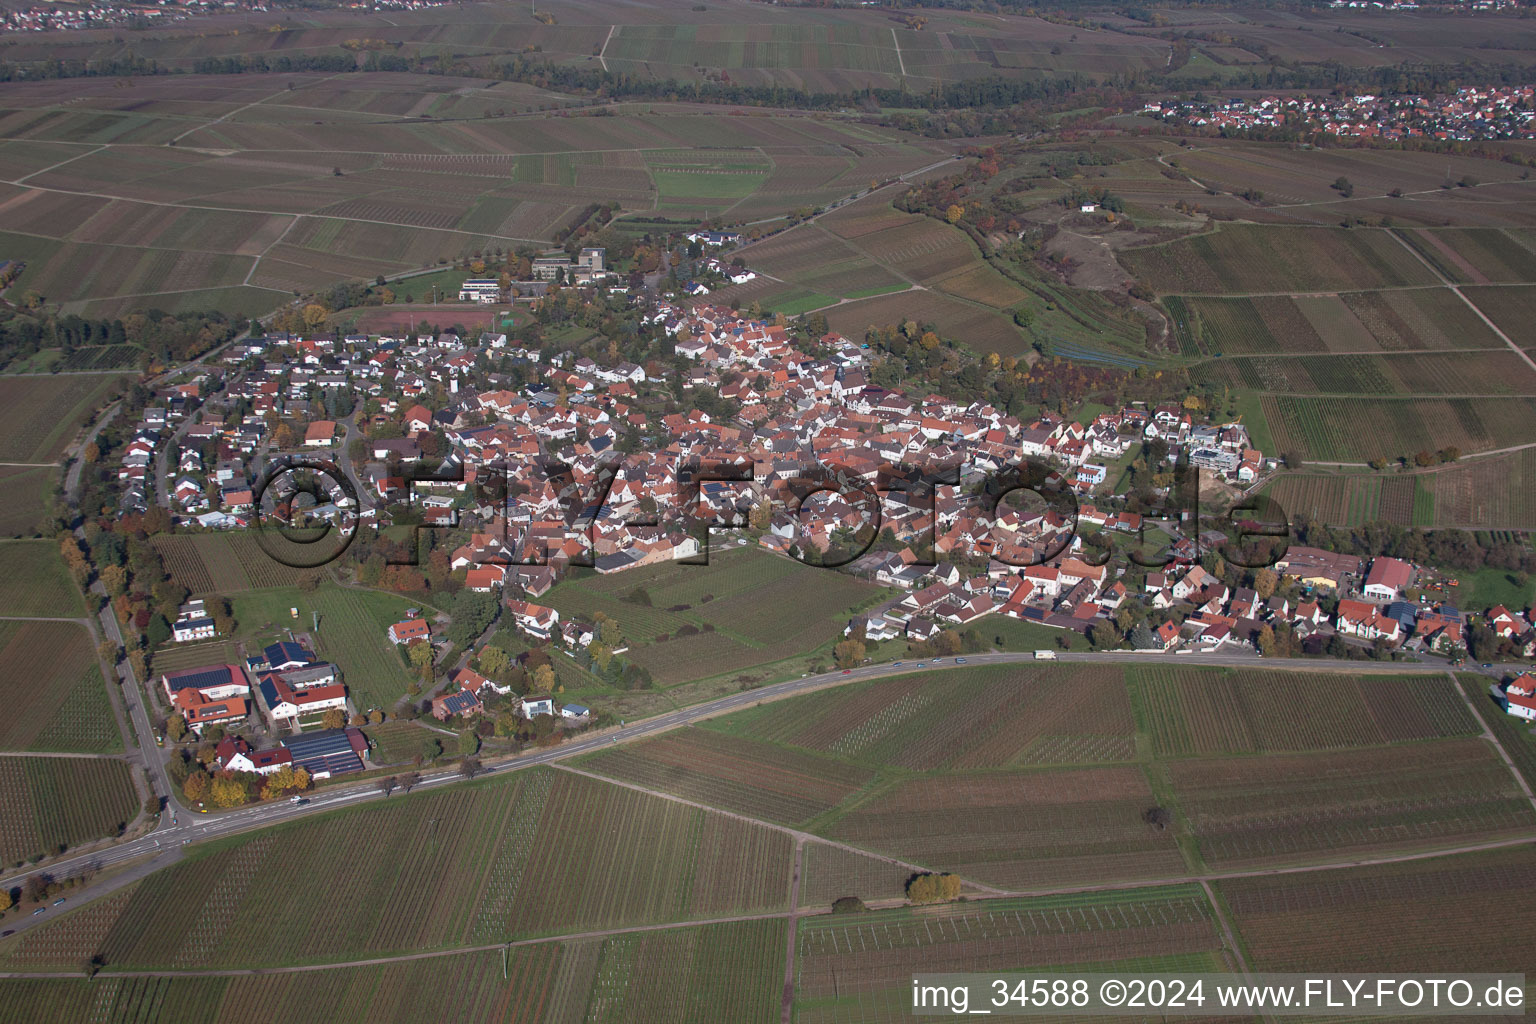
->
[1120, 225, 1438, 295]
[794, 886, 1231, 1023]
[822, 288, 1030, 357]
[702, 664, 1136, 771]
[227, 584, 427, 712]
[1173, 144, 1530, 212]
[152, 533, 325, 594]
[0, 755, 137, 866]
[1260, 395, 1536, 462]
[1461, 675, 1536, 793]
[0, 768, 792, 970]
[0, 918, 785, 1024]
[796, 842, 916, 910]
[1168, 739, 1535, 869]
[1463, 285, 1536, 350]
[1262, 471, 1437, 528]
[1129, 667, 1477, 756]
[575, 727, 875, 827]
[1167, 288, 1500, 356]
[0, 464, 57, 537]
[0, 73, 952, 310]
[820, 764, 1187, 889]
[0, 374, 127, 464]
[1217, 845, 1536, 973]
[0, 620, 120, 754]
[1191, 350, 1536, 396]
[548, 547, 886, 687]
[1394, 228, 1536, 285]
[0, 540, 85, 617]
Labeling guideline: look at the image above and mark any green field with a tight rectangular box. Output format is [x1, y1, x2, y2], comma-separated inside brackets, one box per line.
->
[229, 585, 430, 711]
[0, 756, 137, 867]
[0, 620, 120, 754]
[0, 540, 85, 617]
[546, 547, 888, 688]
[0, 375, 126, 464]
[0, 464, 57, 538]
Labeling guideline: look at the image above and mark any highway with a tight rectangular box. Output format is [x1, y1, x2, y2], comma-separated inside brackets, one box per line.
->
[0, 644, 1463, 908]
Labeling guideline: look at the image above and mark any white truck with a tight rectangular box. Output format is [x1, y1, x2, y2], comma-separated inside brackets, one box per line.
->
[1034, 650, 1058, 661]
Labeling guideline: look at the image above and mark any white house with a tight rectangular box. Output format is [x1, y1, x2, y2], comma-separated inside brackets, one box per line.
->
[521, 696, 556, 718]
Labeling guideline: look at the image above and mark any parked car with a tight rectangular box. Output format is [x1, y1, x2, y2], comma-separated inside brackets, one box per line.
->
[51, 898, 65, 906]
[30, 908, 45, 916]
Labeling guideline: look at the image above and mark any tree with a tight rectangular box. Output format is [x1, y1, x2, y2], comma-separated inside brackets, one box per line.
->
[209, 774, 247, 808]
[1256, 624, 1277, 658]
[99, 564, 128, 596]
[1331, 176, 1354, 198]
[531, 664, 555, 693]
[459, 756, 482, 779]
[321, 708, 346, 731]
[408, 639, 435, 680]
[0, 888, 11, 913]
[399, 770, 421, 793]
[182, 770, 210, 803]
[831, 896, 867, 914]
[377, 776, 397, 798]
[944, 204, 964, 224]
[833, 638, 866, 670]
[259, 764, 310, 801]
[1131, 622, 1156, 650]
[166, 715, 188, 743]
[302, 303, 329, 330]
[458, 729, 480, 756]
[1253, 567, 1279, 599]
[906, 872, 962, 904]
[1143, 806, 1172, 830]
[479, 645, 510, 679]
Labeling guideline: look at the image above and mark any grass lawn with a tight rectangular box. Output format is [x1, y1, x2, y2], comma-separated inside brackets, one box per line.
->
[983, 615, 1091, 653]
[1463, 566, 1536, 613]
[1229, 390, 1276, 455]
[229, 584, 435, 711]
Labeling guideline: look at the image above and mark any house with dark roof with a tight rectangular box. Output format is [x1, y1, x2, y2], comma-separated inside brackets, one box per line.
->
[282, 728, 367, 778]
[161, 664, 249, 704]
[432, 688, 482, 721]
[261, 641, 317, 672]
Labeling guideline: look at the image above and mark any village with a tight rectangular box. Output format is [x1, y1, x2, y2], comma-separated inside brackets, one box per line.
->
[1147, 84, 1536, 142]
[97, 279, 1536, 795]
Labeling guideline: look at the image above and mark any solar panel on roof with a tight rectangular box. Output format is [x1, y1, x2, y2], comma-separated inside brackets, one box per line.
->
[165, 666, 233, 692]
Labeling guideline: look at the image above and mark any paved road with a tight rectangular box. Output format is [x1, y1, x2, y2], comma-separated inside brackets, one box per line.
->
[0, 645, 1463, 901]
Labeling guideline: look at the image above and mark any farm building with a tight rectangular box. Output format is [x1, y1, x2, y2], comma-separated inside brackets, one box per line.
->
[282, 728, 367, 778]
[1363, 557, 1414, 600]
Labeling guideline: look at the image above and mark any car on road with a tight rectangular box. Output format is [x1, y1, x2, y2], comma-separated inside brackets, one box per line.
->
[916, 662, 926, 668]
[892, 661, 903, 667]
[1483, 663, 1494, 669]
[956, 657, 967, 664]
[31, 908, 44, 916]
[290, 796, 307, 805]
[1, 929, 13, 936]
[52, 898, 65, 906]
[842, 669, 851, 674]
